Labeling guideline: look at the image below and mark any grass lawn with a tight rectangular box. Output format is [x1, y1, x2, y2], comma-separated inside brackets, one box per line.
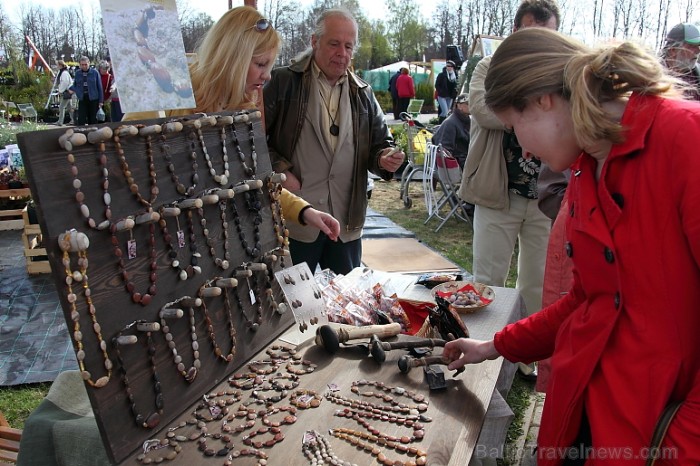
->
[0, 176, 534, 465]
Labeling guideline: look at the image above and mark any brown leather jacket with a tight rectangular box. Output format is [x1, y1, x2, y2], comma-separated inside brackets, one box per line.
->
[263, 52, 394, 233]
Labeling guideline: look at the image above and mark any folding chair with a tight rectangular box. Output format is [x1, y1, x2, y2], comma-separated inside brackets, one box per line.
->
[424, 144, 473, 232]
[16, 103, 38, 123]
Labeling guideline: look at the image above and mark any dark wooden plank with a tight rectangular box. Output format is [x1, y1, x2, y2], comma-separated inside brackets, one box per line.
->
[17, 112, 295, 464]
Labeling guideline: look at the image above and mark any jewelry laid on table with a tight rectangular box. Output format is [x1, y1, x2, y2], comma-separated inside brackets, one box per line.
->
[198, 278, 237, 363]
[240, 405, 297, 448]
[110, 217, 158, 306]
[159, 121, 198, 196]
[351, 380, 429, 410]
[330, 427, 428, 466]
[159, 296, 202, 383]
[288, 389, 322, 409]
[192, 390, 243, 423]
[113, 320, 164, 429]
[135, 438, 182, 464]
[265, 344, 299, 362]
[58, 229, 112, 388]
[269, 373, 300, 392]
[285, 359, 317, 376]
[302, 430, 355, 466]
[133, 4, 192, 97]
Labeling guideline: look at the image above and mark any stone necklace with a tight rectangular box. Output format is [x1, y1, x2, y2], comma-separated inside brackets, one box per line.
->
[159, 296, 202, 383]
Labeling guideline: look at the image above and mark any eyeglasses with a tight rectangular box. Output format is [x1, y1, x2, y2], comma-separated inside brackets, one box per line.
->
[249, 18, 271, 32]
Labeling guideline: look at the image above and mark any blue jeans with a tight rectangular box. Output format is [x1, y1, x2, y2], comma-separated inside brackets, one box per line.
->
[437, 96, 453, 118]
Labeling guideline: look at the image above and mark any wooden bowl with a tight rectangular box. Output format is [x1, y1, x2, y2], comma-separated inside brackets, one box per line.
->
[431, 281, 495, 314]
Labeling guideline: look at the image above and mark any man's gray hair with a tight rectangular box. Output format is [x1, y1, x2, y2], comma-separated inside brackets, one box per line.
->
[314, 8, 358, 47]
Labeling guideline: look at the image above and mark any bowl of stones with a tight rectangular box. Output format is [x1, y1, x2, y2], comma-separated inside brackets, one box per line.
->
[431, 281, 495, 314]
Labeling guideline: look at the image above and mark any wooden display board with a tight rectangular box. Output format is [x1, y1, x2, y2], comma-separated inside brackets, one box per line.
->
[17, 111, 295, 464]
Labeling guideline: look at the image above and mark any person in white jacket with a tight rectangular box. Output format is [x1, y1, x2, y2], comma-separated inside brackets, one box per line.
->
[55, 60, 74, 125]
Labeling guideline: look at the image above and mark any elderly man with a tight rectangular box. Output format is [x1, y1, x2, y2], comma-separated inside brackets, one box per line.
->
[431, 93, 471, 169]
[661, 22, 700, 100]
[69, 56, 103, 125]
[264, 8, 405, 275]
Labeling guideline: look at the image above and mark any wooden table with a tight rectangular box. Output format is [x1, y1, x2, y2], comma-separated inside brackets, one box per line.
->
[118, 284, 524, 465]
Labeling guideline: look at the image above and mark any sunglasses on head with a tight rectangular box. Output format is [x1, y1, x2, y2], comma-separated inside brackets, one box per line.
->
[249, 18, 271, 32]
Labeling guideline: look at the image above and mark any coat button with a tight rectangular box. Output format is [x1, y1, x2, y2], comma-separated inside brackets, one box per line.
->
[565, 242, 573, 257]
[614, 292, 621, 309]
[611, 193, 624, 208]
[604, 247, 615, 263]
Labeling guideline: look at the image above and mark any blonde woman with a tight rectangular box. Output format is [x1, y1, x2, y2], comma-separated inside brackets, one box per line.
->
[444, 28, 700, 465]
[126, 6, 340, 237]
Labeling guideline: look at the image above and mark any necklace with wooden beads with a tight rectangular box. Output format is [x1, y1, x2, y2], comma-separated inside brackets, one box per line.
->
[66, 142, 112, 231]
[111, 220, 158, 306]
[160, 122, 198, 196]
[198, 280, 237, 363]
[333, 406, 427, 444]
[302, 430, 354, 466]
[59, 230, 112, 388]
[330, 428, 428, 466]
[113, 321, 164, 429]
[113, 127, 159, 209]
[159, 297, 201, 383]
[326, 391, 430, 418]
[134, 5, 192, 98]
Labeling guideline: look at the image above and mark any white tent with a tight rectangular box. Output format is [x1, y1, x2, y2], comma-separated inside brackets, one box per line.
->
[369, 60, 430, 74]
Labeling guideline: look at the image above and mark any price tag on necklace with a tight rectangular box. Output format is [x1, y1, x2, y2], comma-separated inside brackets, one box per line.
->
[127, 239, 137, 260]
[177, 230, 185, 249]
[246, 277, 256, 304]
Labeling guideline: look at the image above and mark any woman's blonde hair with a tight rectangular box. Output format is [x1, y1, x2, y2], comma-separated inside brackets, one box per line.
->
[484, 28, 684, 148]
[189, 6, 281, 112]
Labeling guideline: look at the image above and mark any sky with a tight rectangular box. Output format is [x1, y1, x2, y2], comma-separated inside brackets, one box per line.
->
[8, 0, 432, 24]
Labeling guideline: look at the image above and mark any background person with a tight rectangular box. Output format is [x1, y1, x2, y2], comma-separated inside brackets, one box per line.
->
[458, 0, 560, 324]
[55, 59, 74, 126]
[125, 6, 340, 238]
[431, 92, 471, 169]
[435, 60, 459, 123]
[98, 60, 113, 121]
[395, 67, 415, 116]
[445, 27, 700, 465]
[69, 56, 103, 125]
[388, 69, 401, 120]
[660, 22, 700, 100]
[264, 8, 404, 275]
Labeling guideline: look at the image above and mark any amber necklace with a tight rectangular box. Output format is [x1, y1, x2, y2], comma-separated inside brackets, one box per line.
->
[113, 125, 159, 209]
[110, 219, 158, 306]
[159, 121, 198, 197]
[58, 229, 112, 388]
[113, 320, 164, 429]
[193, 116, 230, 185]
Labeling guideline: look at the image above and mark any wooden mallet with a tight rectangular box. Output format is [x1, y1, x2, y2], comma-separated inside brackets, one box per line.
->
[315, 322, 402, 354]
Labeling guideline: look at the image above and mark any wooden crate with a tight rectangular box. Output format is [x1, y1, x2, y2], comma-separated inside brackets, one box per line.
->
[0, 188, 30, 231]
[22, 206, 51, 274]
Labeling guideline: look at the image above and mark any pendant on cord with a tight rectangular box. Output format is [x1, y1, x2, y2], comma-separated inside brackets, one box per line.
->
[330, 124, 339, 136]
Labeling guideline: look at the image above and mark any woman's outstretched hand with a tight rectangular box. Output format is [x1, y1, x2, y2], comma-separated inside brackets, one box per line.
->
[443, 338, 501, 371]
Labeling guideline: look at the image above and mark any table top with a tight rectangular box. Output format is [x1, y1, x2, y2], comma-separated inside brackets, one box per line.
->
[121, 283, 524, 465]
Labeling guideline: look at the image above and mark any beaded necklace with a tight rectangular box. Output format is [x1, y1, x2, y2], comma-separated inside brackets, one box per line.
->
[110, 219, 158, 306]
[113, 125, 159, 209]
[230, 111, 260, 178]
[65, 135, 112, 231]
[194, 115, 230, 185]
[159, 297, 202, 383]
[113, 320, 164, 429]
[330, 428, 428, 466]
[302, 430, 354, 466]
[157, 204, 191, 281]
[159, 121, 198, 196]
[58, 229, 112, 388]
[198, 278, 237, 363]
[266, 174, 289, 268]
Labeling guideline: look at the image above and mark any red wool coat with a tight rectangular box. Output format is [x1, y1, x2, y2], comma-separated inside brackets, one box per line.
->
[495, 93, 700, 465]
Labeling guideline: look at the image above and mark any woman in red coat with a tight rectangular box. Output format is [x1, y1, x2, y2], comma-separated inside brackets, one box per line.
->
[395, 67, 415, 116]
[444, 28, 700, 465]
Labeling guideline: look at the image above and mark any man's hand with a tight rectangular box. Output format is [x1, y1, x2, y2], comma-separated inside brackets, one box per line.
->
[302, 208, 340, 241]
[281, 170, 301, 191]
[378, 147, 406, 173]
[443, 338, 500, 371]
